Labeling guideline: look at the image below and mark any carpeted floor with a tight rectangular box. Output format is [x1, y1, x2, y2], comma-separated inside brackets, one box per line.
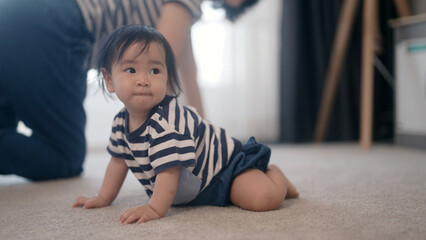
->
[1, 143, 426, 240]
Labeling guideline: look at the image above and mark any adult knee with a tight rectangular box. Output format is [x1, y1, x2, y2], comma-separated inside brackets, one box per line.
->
[24, 138, 85, 181]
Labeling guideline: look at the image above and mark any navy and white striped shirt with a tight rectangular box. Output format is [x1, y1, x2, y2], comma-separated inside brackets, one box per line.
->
[76, 0, 203, 41]
[107, 96, 242, 197]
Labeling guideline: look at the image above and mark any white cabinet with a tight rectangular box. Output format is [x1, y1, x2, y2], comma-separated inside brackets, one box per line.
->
[393, 15, 426, 149]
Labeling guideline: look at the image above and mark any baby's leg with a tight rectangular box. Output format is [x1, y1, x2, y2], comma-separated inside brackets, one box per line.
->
[268, 164, 299, 199]
[230, 165, 298, 212]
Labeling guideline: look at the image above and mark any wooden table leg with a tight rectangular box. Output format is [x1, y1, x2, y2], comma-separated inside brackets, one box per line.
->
[360, 0, 377, 150]
[313, 0, 360, 142]
[393, 0, 412, 17]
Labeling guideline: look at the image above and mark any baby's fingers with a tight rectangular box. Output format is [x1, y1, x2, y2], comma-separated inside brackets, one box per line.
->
[82, 198, 103, 209]
[120, 209, 133, 223]
[136, 216, 147, 224]
[122, 213, 140, 225]
[72, 196, 88, 208]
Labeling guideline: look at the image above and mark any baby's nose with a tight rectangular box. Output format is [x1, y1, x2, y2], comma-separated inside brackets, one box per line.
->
[138, 78, 150, 87]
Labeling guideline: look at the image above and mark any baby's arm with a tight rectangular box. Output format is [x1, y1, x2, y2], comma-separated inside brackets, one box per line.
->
[73, 156, 128, 209]
[120, 166, 180, 224]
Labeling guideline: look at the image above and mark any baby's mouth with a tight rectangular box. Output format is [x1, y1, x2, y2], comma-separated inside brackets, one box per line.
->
[134, 92, 151, 96]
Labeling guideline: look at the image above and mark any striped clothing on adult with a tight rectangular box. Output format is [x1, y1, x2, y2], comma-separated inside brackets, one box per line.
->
[75, 0, 204, 41]
[107, 96, 242, 197]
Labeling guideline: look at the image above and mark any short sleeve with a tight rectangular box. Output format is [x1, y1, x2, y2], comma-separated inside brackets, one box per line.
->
[107, 110, 129, 159]
[164, 0, 204, 23]
[148, 130, 196, 174]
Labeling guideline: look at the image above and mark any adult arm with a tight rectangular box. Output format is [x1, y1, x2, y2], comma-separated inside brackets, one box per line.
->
[179, 35, 204, 117]
[156, 2, 205, 116]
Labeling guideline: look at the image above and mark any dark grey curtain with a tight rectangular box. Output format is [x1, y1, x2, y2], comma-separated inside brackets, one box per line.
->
[279, 0, 395, 143]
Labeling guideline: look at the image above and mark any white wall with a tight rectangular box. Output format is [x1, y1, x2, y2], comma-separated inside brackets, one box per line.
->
[193, 0, 282, 143]
[84, 71, 124, 150]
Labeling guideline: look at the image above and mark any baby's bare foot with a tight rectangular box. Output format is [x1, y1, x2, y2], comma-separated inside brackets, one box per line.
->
[269, 164, 299, 199]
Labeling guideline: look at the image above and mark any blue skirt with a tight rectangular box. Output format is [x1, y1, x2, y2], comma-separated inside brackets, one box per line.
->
[185, 137, 271, 207]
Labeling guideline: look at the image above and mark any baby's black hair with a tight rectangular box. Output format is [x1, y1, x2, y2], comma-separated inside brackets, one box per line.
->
[95, 24, 181, 97]
[212, 0, 259, 22]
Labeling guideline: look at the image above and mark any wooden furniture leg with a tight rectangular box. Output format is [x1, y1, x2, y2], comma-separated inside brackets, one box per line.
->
[393, 0, 412, 17]
[313, 0, 360, 142]
[360, 0, 377, 150]
[314, 0, 411, 149]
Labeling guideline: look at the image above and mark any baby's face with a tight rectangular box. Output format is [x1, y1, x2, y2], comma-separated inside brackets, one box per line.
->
[104, 42, 168, 117]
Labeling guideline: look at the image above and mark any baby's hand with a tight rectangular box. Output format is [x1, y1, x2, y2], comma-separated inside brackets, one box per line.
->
[72, 196, 109, 209]
[120, 204, 161, 224]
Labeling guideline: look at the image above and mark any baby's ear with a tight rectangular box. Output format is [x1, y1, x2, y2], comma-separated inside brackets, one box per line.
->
[101, 68, 115, 93]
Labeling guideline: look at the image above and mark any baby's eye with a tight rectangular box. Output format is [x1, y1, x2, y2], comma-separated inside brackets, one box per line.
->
[150, 68, 160, 75]
[125, 68, 136, 74]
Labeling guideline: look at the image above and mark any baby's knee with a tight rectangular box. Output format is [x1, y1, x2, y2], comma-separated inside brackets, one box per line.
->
[238, 188, 283, 212]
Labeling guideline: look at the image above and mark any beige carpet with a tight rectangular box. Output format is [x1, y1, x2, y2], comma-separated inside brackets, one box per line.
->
[1, 143, 426, 240]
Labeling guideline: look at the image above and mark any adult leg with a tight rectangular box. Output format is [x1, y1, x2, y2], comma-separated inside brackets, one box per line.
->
[0, 0, 91, 180]
[0, 96, 18, 175]
[230, 165, 299, 211]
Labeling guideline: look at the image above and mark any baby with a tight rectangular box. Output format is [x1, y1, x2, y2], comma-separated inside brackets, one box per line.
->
[73, 25, 298, 224]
